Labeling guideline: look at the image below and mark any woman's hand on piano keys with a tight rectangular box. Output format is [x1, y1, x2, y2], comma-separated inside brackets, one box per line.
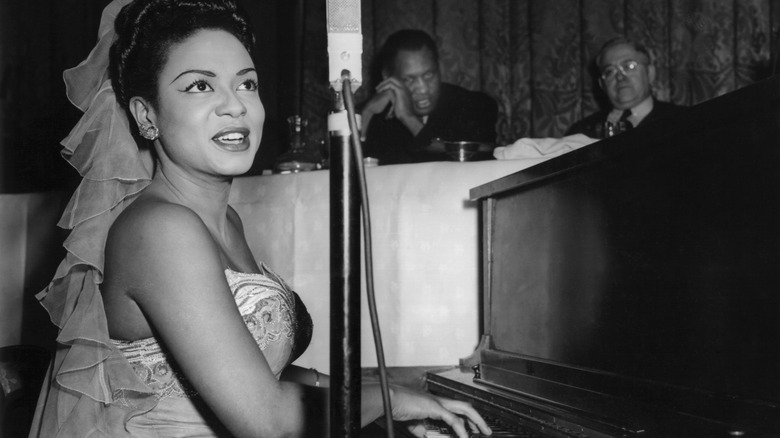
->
[390, 385, 492, 437]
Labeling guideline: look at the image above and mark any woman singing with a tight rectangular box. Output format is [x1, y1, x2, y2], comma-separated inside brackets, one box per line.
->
[29, 1, 491, 437]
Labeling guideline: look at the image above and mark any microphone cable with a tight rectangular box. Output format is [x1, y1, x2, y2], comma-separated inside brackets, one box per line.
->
[341, 74, 395, 438]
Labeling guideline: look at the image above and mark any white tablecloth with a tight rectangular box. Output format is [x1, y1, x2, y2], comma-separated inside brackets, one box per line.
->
[229, 159, 548, 372]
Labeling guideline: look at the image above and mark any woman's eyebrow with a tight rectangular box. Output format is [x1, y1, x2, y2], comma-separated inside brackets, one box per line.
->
[236, 67, 256, 76]
[170, 69, 215, 84]
[170, 68, 255, 84]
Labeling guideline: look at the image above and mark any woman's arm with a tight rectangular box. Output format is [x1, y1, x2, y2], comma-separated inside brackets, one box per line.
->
[361, 382, 491, 437]
[281, 365, 491, 437]
[280, 364, 330, 388]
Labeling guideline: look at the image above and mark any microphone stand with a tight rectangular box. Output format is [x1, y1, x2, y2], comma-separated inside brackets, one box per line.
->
[329, 89, 361, 437]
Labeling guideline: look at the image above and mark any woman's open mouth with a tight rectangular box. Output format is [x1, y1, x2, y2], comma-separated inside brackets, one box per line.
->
[212, 129, 250, 152]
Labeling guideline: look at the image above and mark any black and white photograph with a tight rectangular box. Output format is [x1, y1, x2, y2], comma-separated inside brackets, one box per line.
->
[1, 1, 778, 436]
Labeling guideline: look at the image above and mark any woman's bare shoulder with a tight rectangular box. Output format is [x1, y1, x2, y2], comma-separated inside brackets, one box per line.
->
[102, 195, 224, 337]
[111, 196, 207, 243]
[105, 195, 219, 283]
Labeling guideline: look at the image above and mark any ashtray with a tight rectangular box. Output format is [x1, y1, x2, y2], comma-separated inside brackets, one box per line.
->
[426, 139, 495, 162]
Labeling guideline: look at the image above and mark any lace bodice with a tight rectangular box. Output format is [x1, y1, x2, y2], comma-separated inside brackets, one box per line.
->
[112, 265, 313, 399]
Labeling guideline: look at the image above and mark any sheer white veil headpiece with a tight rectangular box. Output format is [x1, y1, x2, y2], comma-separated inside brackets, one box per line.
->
[53, 0, 153, 284]
[32, 1, 159, 435]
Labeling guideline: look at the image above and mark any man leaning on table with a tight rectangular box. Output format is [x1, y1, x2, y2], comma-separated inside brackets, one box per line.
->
[359, 29, 498, 165]
[566, 36, 685, 139]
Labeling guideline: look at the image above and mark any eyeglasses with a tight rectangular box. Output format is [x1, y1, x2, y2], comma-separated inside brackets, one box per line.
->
[600, 60, 644, 81]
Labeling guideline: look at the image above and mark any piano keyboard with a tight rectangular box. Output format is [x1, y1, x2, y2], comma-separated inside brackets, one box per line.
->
[363, 367, 606, 438]
[420, 415, 539, 437]
[367, 408, 594, 438]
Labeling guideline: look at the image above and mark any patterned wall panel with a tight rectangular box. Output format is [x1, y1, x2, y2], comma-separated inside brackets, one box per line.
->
[531, 0, 583, 137]
[482, 0, 532, 142]
[625, 0, 670, 101]
[579, 0, 625, 116]
[435, 0, 482, 90]
[735, 0, 772, 88]
[373, 0, 434, 50]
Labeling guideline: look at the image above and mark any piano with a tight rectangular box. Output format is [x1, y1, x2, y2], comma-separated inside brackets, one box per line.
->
[368, 75, 780, 437]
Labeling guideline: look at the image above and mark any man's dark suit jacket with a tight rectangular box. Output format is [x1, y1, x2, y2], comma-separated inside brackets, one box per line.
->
[565, 99, 685, 139]
[362, 83, 498, 165]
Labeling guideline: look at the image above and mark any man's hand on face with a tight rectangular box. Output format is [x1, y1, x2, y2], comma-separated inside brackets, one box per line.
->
[360, 77, 424, 140]
[375, 77, 415, 121]
[359, 88, 394, 141]
[375, 77, 424, 137]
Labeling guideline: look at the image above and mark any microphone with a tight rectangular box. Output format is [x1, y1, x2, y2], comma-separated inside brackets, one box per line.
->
[326, 0, 362, 92]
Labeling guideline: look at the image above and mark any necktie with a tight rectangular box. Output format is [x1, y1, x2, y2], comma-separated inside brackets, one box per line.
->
[603, 109, 633, 138]
[619, 109, 634, 130]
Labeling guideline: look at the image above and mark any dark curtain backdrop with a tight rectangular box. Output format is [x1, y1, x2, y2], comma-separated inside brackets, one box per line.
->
[2, 0, 779, 191]
[300, 0, 779, 146]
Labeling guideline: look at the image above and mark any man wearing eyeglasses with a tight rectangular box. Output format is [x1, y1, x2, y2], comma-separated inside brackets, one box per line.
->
[566, 37, 684, 139]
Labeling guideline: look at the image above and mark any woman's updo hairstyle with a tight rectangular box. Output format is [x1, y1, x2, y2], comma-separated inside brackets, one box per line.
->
[109, 0, 255, 111]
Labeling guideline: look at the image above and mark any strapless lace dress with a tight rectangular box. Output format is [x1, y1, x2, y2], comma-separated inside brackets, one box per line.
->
[32, 262, 312, 438]
[107, 266, 312, 436]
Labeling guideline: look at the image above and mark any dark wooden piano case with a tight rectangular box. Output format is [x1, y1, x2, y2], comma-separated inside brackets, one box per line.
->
[370, 75, 780, 437]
